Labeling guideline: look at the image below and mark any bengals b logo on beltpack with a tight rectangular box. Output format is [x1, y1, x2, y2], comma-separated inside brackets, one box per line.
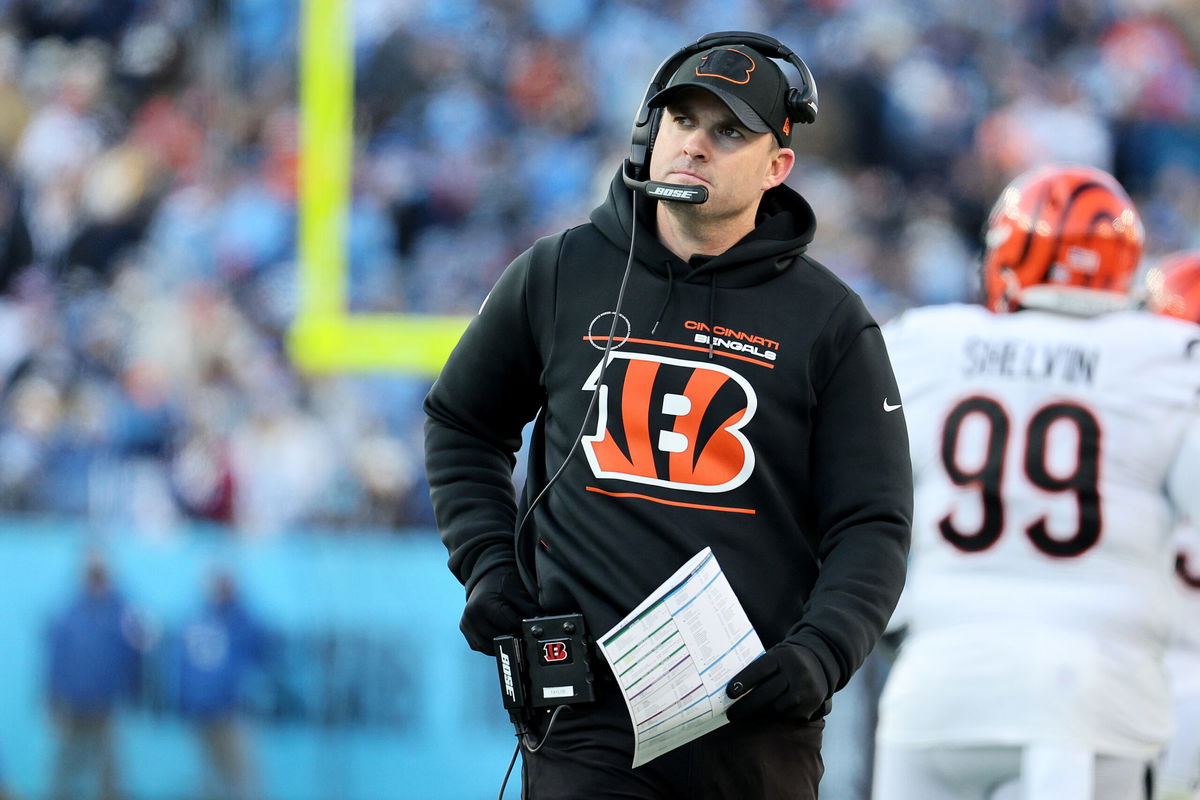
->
[582, 353, 757, 492]
[541, 641, 571, 663]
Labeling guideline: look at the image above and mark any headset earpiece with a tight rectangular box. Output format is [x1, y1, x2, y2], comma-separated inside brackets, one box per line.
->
[786, 86, 817, 126]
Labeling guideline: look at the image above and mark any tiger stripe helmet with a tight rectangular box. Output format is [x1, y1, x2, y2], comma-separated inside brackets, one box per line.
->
[982, 164, 1144, 313]
[1145, 250, 1200, 324]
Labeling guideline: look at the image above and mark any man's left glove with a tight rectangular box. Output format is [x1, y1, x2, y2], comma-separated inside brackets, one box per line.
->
[725, 642, 829, 723]
[460, 565, 540, 654]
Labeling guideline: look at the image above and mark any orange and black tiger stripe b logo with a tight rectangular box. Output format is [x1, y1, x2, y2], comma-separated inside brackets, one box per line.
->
[582, 352, 757, 492]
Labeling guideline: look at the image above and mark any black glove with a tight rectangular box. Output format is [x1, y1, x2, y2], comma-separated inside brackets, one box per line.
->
[725, 642, 828, 723]
[459, 565, 540, 654]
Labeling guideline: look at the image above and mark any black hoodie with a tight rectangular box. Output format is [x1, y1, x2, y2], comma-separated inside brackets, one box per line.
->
[424, 168, 912, 712]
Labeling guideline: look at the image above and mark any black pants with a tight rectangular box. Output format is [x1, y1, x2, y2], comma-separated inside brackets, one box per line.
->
[522, 674, 824, 800]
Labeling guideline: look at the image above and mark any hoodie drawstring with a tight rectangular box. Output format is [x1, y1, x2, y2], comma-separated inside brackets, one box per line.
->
[648, 258, 718, 356]
[650, 264, 674, 335]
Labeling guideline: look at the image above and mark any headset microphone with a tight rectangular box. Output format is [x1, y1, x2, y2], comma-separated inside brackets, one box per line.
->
[620, 161, 708, 204]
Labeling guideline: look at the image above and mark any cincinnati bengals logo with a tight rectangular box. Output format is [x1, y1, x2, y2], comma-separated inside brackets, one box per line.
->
[542, 641, 570, 663]
[582, 353, 756, 493]
[696, 48, 756, 85]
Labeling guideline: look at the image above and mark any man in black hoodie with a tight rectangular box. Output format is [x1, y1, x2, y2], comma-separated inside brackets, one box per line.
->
[424, 33, 912, 799]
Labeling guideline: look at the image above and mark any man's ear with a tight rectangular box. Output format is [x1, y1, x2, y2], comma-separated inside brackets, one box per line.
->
[763, 147, 796, 191]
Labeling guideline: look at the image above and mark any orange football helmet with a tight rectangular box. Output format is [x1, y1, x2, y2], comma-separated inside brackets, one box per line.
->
[1144, 250, 1200, 323]
[981, 164, 1144, 313]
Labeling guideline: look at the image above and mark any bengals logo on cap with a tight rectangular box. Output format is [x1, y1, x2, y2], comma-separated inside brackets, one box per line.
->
[695, 48, 757, 85]
[582, 352, 757, 492]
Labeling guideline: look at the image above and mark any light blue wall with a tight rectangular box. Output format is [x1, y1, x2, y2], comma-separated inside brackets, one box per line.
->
[0, 519, 517, 800]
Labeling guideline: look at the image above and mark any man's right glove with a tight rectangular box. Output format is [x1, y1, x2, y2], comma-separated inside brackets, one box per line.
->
[459, 565, 540, 654]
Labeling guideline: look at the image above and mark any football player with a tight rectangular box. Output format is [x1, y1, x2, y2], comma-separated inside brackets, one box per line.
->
[873, 165, 1200, 800]
[1159, 517, 1200, 800]
[1145, 250, 1200, 800]
[1144, 251, 1200, 324]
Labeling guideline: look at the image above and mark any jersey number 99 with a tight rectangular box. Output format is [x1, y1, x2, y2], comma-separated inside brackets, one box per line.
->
[939, 396, 1101, 558]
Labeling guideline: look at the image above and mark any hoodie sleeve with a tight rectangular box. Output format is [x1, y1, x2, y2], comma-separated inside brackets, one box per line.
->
[786, 297, 913, 697]
[423, 238, 556, 593]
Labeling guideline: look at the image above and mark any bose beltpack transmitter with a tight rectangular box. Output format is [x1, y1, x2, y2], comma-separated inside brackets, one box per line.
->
[494, 613, 595, 719]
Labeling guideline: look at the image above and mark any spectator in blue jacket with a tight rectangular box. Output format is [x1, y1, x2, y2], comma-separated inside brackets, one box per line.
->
[175, 568, 267, 800]
[46, 552, 142, 800]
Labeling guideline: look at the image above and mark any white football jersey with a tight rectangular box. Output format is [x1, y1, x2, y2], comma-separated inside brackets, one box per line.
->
[1161, 522, 1200, 798]
[1167, 521, 1200, 700]
[878, 303, 1200, 758]
[1170, 521, 1200, 659]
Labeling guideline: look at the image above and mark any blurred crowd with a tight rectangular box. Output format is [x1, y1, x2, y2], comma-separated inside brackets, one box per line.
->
[0, 0, 1196, 535]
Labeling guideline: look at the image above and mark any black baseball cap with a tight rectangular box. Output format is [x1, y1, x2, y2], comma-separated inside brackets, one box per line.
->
[648, 45, 793, 147]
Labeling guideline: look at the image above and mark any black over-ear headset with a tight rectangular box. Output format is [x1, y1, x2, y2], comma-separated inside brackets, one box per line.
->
[622, 30, 818, 204]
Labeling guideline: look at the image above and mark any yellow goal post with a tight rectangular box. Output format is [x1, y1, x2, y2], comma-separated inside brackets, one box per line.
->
[288, 0, 470, 377]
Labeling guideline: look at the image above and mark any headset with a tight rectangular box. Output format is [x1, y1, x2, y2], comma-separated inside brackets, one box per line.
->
[622, 30, 819, 204]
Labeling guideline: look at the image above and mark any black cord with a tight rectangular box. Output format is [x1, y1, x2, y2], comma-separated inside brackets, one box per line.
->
[514, 190, 641, 540]
[496, 704, 572, 800]
[497, 738, 521, 800]
[499, 193, 640, 800]
[523, 704, 569, 752]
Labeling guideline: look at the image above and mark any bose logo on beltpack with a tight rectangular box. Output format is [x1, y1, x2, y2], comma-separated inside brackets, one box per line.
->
[648, 185, 703, 200]
[499, 650, 517, 702]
